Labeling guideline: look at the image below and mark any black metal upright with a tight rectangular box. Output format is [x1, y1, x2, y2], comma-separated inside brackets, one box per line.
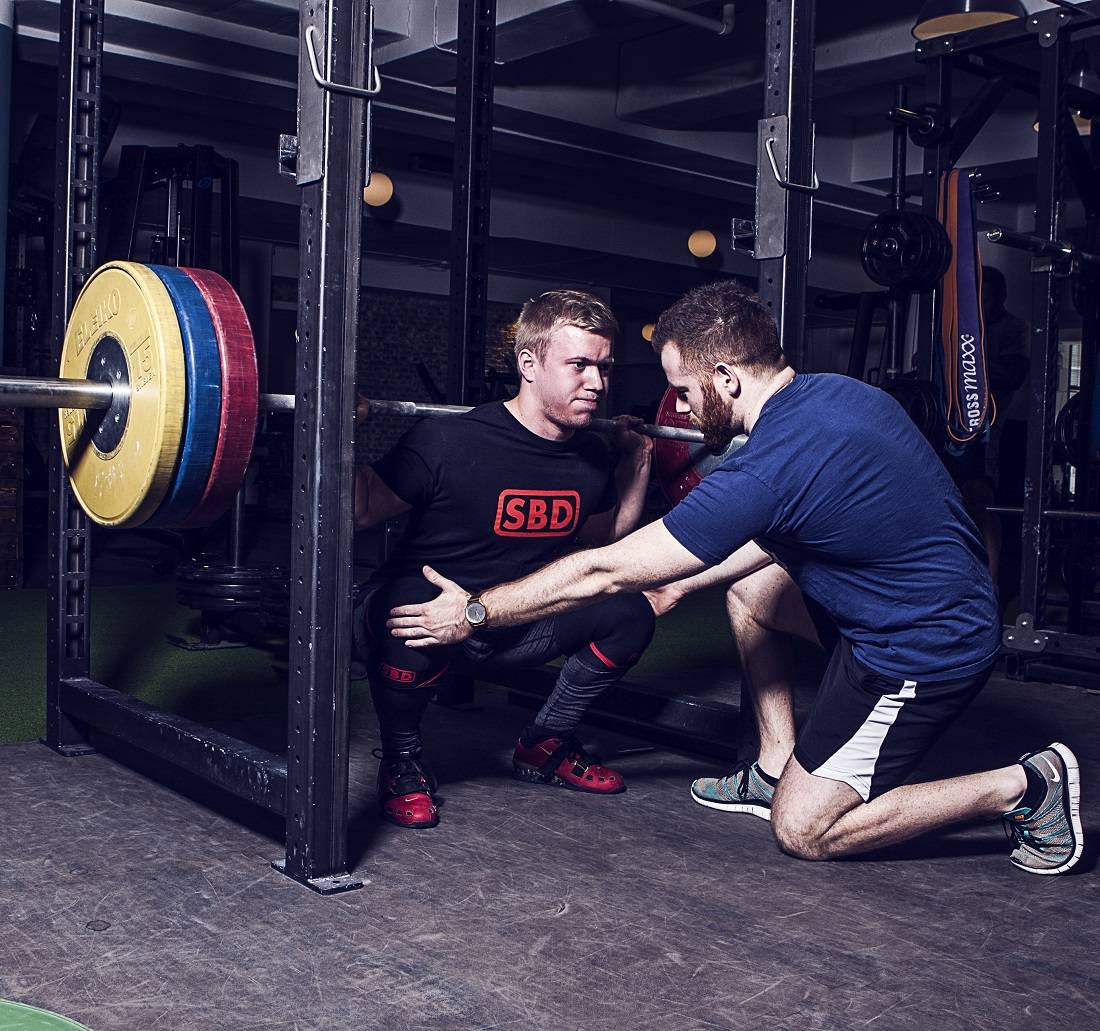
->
[914, 60, 952, 381]
[44, 0, 102, 755]
[1067, 126, 1100, 631]
[1019, 29, 1070, 630]
[755, 0, 816, 369]
[278, 0, 370, 894]
[447, 0, 497, 405]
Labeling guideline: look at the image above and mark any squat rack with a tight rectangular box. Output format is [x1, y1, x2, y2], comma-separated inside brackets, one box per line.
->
[42, 0, 818, 893]
[912, 3, 1100, 679]
[45, 0, 370, 894]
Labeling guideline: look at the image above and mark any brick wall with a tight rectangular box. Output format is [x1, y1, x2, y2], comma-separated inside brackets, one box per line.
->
[355, 289, 520, 463]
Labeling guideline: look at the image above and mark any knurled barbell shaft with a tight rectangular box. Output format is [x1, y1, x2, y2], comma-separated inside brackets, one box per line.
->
[264, 393, 710, 443]
[0, 377, 710, 445]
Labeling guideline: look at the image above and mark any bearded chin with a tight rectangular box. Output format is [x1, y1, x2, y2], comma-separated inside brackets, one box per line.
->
[699, 382, 736, 453]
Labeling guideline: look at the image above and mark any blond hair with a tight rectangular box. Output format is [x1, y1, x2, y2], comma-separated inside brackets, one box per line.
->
[514, 289, 618, 362]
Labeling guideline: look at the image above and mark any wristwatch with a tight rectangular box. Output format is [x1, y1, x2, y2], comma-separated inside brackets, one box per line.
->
[464, 596, 488, 629]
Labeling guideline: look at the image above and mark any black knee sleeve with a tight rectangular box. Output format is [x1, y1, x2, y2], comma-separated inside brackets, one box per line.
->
[554, 592, 656, 670]
[359, 575, 455, 753]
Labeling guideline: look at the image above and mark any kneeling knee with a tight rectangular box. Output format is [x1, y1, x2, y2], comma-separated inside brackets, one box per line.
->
[771, 811, 830, 862]
[725, 582, 767, 635]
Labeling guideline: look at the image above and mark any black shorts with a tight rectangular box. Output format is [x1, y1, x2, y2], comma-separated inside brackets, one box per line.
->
[792, 637, 994, 801]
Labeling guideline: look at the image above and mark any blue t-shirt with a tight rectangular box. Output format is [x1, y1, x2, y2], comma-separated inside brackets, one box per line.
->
[663, 373, 1000, 679]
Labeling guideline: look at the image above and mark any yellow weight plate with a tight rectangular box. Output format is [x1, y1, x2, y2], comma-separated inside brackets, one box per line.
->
[58, 262, 186, 527]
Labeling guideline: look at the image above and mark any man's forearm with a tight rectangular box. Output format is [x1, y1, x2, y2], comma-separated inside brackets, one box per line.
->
[659, 542, 773, 600]
[480, 520, 707, 629]
[610, 453, 652, 540]
[481, 549, 612, 628]
[386, 521, 707, 648]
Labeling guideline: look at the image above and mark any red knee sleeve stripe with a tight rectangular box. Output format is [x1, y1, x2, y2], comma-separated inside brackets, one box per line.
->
[589, 642, 620, 669]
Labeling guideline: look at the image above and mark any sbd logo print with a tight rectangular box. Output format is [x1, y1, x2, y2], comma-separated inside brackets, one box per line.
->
[494, 489, 580, 537]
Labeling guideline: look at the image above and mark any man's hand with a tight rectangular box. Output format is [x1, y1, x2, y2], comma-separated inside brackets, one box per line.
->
[611, 414, 654, 462]
[643, 583, 683, 617]
[387, 566, 473, 648]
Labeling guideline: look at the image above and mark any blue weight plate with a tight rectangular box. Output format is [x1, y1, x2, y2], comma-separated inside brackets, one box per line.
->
[144, 264, 223, 527]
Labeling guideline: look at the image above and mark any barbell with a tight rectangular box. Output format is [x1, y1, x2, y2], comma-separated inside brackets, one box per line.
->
[4, 261, 733, 530]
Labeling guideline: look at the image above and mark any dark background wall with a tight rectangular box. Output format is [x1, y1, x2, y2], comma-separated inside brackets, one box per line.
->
[354, 289, 521, 464]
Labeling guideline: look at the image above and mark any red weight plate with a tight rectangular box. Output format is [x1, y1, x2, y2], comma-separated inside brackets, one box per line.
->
[652, 386, 745, 506]
[653, 386, 702, 505]
[177, 268, 259, 527]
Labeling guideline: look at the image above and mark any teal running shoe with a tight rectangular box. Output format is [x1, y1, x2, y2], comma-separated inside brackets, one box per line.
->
[691, 759, 775, 821]
[1003, 742, 1083, 875]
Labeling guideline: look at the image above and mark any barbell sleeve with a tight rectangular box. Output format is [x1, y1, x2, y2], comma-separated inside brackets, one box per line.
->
[0, 375, 116, 410]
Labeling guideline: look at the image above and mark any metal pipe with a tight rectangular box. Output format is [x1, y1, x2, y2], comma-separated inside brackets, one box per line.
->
[847, 292, 883, 381]
[0, 377, 716, 446]
[888, 105, 935, 134]
[990, 506, 1100, 522]
[986, 227, 1076, 260]
[266, 393, 714, 444]
[228, 487, 245, 568]
[0, 374, 115, 409]
[889, 87, 909, 215]
[610, 0, 735, 35]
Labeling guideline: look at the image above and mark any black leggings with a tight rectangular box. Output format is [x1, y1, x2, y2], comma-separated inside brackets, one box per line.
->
[357, 574, 656, 755]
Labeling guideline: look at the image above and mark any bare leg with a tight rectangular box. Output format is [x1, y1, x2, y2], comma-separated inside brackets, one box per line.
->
[726, 565, 821, 778]
[771, 757, 1026, 860]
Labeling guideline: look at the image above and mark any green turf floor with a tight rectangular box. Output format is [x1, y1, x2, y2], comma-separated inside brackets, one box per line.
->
[0, 584, 734, 746]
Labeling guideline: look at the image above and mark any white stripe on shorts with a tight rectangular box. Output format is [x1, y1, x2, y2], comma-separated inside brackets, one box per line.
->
[811, 679, 918, 801]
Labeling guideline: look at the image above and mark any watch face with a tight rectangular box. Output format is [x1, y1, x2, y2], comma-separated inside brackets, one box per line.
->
[466, 601, 487, 626]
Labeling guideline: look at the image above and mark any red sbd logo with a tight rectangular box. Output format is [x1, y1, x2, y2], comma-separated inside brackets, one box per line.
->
[380, 664, 416, 684]
[494, 489, 580, 538]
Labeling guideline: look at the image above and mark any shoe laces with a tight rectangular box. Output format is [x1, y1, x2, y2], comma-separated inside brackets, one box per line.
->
[373, 748, 430, 794]
[531, 734, 597, 765]
[724, 759, 756, 800]
[1002, 799, 1062, 853]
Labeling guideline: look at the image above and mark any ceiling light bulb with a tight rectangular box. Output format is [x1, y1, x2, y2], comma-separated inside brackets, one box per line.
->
[688, 229, 717, 259]
[363, 172, 394, 207]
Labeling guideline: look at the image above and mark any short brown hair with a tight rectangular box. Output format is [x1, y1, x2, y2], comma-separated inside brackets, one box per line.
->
[652, 280, 785, 376]
[514, 289, 618, 363]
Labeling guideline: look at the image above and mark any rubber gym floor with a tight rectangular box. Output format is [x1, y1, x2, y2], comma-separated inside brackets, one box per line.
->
[1, 539, 1098, 1030]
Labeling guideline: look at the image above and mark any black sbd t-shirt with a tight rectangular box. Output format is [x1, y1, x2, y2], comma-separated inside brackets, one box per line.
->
[372, 402, 617, 593]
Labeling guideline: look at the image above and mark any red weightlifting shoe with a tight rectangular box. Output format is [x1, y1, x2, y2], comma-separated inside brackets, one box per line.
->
[512, 735, 626, 794]
[374, 748, 439, 829]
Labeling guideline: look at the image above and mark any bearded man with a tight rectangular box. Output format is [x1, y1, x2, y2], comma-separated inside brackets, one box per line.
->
[385, 279, 1083, 875]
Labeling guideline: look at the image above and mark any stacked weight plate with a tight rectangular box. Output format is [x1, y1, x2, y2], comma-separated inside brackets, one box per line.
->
[175, 560, 273, 615]
[651, 386, 745, 504]
[58, 261, 259, 529]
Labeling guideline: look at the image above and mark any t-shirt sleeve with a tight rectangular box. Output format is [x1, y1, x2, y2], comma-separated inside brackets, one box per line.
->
[371, 419, 446, 508]
[662, 465, 782, 565]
